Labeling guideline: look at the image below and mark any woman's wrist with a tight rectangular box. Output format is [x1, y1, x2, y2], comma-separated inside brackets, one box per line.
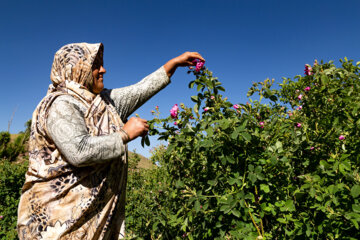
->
[163, 58, 178, 78]
[119, 128, 130, 143]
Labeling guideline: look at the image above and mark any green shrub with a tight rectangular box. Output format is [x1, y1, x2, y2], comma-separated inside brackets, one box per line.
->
[128, 58, 360, 239]
[0, 120, 30, 162]
[0, 160, 28, 239]
[126, 145, 170, 239]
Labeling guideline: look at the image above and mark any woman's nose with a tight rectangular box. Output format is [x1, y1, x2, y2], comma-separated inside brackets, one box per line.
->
[100, 66, 106, 74]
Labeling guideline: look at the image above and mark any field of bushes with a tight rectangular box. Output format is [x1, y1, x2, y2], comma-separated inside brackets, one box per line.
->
[1, 58, 360, 239]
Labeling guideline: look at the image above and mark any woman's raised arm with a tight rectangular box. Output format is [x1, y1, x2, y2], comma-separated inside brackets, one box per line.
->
[104, 52, 205, 120]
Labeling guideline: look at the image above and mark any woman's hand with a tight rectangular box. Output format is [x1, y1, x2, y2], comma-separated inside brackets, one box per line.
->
[164, 52, 205, 78]
[122, 117, 149, 141]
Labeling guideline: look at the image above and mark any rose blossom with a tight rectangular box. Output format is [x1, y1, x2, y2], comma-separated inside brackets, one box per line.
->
[304, 86, 311, 91]
[210, 96, 215, 100]
[310, 147, 315, 150]
[233, 104, 240, 109]
[203, 107, 209, 112]
[296, 123, 302, 128]
[298, 94, 303, 100]
[259, 122, 265, 128]
[339, 135, 345, 140]
[304, 64, 313, 76]
[191, 59, 205, 72]
[170, 104, 179, 119]
[298, 106, 303, 110]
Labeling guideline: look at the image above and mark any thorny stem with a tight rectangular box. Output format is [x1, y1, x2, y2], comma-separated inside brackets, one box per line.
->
[244, 200, 262, 237]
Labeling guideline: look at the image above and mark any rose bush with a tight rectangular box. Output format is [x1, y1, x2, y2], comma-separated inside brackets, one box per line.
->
[128, 58, 360, 239]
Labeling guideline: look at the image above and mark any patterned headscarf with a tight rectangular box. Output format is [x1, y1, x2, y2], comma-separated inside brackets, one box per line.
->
[50, 42, 103, 91]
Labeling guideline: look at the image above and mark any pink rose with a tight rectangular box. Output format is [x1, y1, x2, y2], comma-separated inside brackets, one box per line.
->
[296, 123, 302, 128]
[304, 64, 313, 76]
[259, 121, 265, 126]
[0, 215, 3, 220]
[210, 96, 215, 100]
[298, 94, 303, 100]
[233, 104, 240, 109]
[174, 121, 178, 125]
[191, 59, 205, 72]
[298, 106, 302, 110]
[339, 135, 345, 140]
[310, 147, 315, 150]
[203, 107, 209, 112]
[170, 104, 179, 119]
[304, 86, 311, 91]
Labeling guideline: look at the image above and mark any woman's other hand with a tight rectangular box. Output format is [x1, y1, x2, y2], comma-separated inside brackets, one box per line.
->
[164, 52, 205, 78]
[122, 117, 149, 141]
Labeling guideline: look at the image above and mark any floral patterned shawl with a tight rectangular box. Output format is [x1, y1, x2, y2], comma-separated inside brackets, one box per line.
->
[17, 43, 128, 239]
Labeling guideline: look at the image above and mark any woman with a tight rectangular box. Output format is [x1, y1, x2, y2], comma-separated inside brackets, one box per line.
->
[17, 43, 204, 239]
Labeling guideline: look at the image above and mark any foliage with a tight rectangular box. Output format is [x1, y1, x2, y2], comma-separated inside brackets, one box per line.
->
[128, 149, 142, 170]
[0, 120, 31, 162]
[0, 160, 28, 240]
[129, 58, 360, 239]
[0, 120, 30, 239]
[126, 145, 170, 239]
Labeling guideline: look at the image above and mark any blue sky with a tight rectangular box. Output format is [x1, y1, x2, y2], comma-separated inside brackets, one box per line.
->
[1, 0, 360, 158]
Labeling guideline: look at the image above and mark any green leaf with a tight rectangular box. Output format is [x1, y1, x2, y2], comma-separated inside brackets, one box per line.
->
[270, 95, 278, 102]
[231, 209, 240, 218]
[231, 131, 239, 140]
[217, 86, 225, 92]
[277, 218, 287, 224]
[241, 132, 251, 142]
[188, 81, 195, 89]
[260, 184, 270, 193]
[351, 219, 359, 230]
[351, 185, 360, 198]
[141, 137, 145, 147]
[220, 205, 230, 213]
[321, 75, 329, 85]
[207, 179, 218, 186]
[352, 204, 360, 213]
[195, 200, 201, 212]
[191, 95, 199, 102]
[145, 135, 150, 146]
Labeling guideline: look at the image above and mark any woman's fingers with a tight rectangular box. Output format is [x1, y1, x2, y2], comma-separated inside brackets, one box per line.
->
[122, 117, 150, 141]
[188, 52, 205, 62]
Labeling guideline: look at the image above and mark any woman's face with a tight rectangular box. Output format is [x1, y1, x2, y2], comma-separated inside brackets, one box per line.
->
[91, 50, 106, 94]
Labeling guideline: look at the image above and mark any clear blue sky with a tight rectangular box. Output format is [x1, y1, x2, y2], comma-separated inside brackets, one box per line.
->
[1, 0, 360, 157]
